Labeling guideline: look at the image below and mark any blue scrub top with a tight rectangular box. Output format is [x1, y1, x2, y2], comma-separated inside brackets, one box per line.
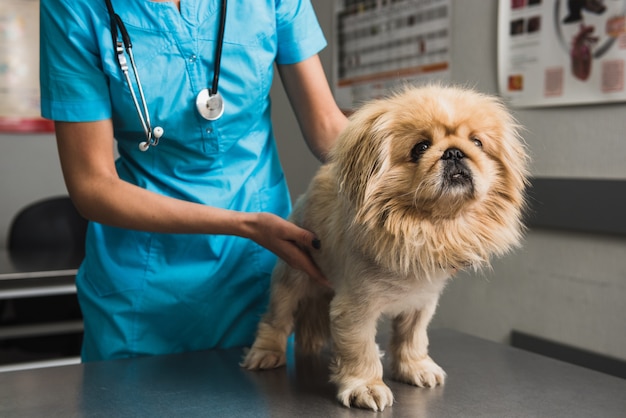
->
[40, 0, 326, 361]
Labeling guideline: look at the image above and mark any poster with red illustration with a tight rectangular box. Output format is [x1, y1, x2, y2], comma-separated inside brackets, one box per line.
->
[0, 1, 53, 132]
[498, 0, 626, 107]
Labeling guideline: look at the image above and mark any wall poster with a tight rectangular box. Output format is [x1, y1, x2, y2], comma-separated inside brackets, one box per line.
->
[333, 0, 452, 112]
[498, 0, 626, 107]
[0, 0, 53, 132]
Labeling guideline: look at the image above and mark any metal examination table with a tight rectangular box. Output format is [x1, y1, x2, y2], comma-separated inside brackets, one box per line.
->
[1, 328, 625, 417]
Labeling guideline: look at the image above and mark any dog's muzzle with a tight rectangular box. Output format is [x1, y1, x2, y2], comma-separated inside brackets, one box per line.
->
[441, 148, 473, 189]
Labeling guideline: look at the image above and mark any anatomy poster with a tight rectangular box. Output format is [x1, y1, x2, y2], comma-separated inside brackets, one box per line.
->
[498, 0, 626, 107]
[0, 0, 53, 132]
[333, 0, 452, 112]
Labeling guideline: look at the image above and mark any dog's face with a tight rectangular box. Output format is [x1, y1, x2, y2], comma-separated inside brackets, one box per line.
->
[334, 85, 528, 220]
[330, 85, 529, 271]
[384, 88, 525, 218]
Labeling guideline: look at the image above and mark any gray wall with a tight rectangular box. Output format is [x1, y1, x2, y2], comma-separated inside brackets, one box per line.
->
[0, 134, 66, 247]
[1, 0, 624, 361]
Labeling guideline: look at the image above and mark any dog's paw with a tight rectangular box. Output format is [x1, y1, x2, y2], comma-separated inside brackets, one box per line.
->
[393, 355, 446, 388]
[337, 380, 394, 411]
[240, 347, 286, 370]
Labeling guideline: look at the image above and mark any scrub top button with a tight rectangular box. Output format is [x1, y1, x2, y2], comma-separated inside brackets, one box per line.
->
[189, 54, 197, 62]
[206, 127, 213, 134]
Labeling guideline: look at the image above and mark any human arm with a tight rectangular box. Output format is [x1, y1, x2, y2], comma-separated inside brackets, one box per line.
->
[277, 55, 348, 162]
[54, 119, 328, 285]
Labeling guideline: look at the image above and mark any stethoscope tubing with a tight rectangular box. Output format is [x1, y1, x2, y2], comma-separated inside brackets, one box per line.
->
[104, 0, 227, 150]
[126, 47, 155, 144]
[211, 0, 227, 96]
[118, 43, 157, 146]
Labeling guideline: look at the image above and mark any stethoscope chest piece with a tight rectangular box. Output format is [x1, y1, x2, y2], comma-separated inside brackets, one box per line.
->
[196, 89, 224, 121]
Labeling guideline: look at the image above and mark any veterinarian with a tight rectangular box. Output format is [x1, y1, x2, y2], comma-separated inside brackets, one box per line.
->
[39, 0, 347, 362]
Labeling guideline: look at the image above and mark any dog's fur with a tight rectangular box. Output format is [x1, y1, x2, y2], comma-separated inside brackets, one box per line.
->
[241, 85, 529, 411]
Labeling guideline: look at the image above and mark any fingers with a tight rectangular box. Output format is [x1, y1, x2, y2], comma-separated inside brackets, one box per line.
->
[248, 212, 332, 288]
[295, 227, 322, 252]
[297, 252, 332, 288]
[277, 221, 332, 288]
[282, 230, 331, 289]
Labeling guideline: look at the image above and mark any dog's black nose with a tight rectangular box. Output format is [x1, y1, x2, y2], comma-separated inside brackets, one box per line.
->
[441, 148, 465, 161]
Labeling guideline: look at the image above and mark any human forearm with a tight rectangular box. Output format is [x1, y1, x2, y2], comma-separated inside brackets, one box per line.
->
[55, 120, 250, 236]
[70, 174, 328, 284]
[69, 173, 249, 236]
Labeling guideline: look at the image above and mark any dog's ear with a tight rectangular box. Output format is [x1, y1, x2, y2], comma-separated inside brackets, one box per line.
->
[330, 102, 389, 207]
[489, 101, 530, 209]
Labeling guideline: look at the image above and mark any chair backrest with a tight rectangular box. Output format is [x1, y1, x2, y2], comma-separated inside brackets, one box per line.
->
[8, 196, 88, 256]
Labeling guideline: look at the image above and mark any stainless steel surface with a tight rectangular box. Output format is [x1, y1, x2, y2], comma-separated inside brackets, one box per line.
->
[0, 249, 78, 299]
[1, 329, 624, 417]
[0, 319, 83, 339]
[0, 249, 79, 280]
[0, 356, 81, 373]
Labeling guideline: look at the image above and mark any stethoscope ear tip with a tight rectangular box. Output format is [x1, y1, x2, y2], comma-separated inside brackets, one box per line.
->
[139, 142, 150, 152]
[153, 126, 164, 139]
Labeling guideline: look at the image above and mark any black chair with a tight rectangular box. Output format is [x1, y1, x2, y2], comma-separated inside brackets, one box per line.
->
[8, 196, 88, 266]
[2, 196, 88, 362]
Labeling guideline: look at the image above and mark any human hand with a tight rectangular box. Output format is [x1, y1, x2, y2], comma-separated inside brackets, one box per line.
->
[242, 212, 331, 288]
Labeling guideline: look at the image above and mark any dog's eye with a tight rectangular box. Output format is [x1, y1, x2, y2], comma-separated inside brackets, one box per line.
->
[411, 141, 430, 162]
[471, 137, 483, 148]
[416, 142, 430, 152]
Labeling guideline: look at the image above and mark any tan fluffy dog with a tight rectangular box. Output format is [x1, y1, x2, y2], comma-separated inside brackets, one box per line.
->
[241, 85, 529, 411]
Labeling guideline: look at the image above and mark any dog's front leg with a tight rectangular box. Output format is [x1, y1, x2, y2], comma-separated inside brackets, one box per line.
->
[241, 263, 306, 370]
[329, 294, 393, 411]
[389, 298, 446, 388]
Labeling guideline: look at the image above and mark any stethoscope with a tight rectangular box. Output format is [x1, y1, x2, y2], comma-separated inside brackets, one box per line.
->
[104, 0, 227, 151]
